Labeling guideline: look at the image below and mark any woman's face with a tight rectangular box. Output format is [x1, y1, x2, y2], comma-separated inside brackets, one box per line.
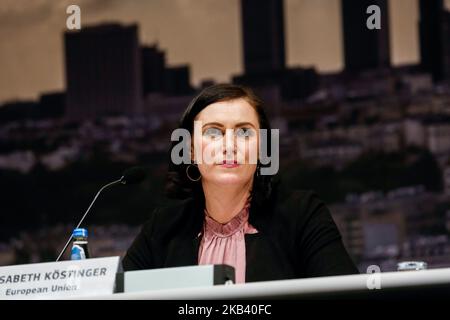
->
[192, 98, 260, 187]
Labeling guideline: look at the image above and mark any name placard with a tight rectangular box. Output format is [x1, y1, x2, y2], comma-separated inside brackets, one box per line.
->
[0, 256, 120, 299]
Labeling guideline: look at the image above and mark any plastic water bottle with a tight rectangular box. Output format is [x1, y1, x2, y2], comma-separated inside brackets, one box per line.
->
[71, 228, 90, 260]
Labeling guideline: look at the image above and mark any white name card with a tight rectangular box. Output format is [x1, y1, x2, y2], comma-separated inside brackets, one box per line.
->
[0, 256, 120, 300]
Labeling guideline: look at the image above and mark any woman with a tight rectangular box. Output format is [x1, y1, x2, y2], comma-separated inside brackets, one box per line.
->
[122, 84, 358, 283]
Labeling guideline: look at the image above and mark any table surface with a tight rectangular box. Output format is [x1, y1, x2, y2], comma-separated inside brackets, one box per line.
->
[75, 267, 450, 300]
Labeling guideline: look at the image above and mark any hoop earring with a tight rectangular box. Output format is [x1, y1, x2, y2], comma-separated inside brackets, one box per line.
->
[186, 164, 201, 182]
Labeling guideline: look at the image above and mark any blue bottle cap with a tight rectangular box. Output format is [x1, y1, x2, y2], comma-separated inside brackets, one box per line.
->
[73, 228, 88, 238]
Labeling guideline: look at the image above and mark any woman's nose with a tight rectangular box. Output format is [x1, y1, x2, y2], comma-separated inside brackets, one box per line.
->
[223, 129, 237, 156]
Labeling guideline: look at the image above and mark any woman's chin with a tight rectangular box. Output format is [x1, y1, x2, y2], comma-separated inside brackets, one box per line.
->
[211, 173, 246, 186]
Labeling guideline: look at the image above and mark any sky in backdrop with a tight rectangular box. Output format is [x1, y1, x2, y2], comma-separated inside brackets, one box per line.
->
[1, 0, 450, 103]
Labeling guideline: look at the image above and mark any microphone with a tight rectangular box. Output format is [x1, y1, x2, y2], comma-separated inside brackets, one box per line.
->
[55, 166, 147, 261]
[121, 166, 147, 185]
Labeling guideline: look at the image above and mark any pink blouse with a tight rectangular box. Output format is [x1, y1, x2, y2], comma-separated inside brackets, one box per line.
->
[197, 202, 258, 284]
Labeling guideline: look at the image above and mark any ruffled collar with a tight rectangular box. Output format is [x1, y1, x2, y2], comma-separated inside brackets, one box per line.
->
[203, 201, 251, 237]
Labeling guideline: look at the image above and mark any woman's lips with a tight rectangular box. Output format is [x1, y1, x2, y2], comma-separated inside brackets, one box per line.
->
[220, 160, 240, 168]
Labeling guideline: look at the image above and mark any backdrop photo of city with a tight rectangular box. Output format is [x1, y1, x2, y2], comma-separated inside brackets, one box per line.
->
[1, 0, 450, 273]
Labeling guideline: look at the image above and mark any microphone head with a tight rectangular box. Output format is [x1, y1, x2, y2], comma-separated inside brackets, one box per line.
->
[121, 167, 147, 185]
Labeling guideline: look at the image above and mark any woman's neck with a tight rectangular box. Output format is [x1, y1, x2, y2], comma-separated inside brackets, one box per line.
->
[202, 181, 252, 224]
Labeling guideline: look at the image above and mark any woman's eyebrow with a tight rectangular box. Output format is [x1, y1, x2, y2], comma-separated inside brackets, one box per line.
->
[235, 122, 256, 128]
[202, 122, 224, 128]
[202, 122, 256, 128]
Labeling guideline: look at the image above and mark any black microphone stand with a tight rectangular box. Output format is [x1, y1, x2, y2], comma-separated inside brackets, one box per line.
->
[55, 176, 125, 262]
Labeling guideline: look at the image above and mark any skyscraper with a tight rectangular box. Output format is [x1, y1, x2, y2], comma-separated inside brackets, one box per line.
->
[141, 45, 193, 96]
[419, 0, 450, 82]
[142, 45, 166, 95]
[65, 23, 142, 120]
[163, 66, 194, 96]
[240, 0, 286, 75]
[234, 0, 318, 102]
[341, 0, 391, 73]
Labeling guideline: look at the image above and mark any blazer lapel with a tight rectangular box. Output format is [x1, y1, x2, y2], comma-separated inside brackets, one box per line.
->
[245, 196, 294, 282]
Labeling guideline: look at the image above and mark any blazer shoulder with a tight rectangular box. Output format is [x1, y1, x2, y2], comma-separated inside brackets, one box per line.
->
[146, 197, 201, 237]
[276, 189, 337, 232]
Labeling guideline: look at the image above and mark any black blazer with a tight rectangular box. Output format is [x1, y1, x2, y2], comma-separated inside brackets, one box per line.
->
[122, 190, 359, 282]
